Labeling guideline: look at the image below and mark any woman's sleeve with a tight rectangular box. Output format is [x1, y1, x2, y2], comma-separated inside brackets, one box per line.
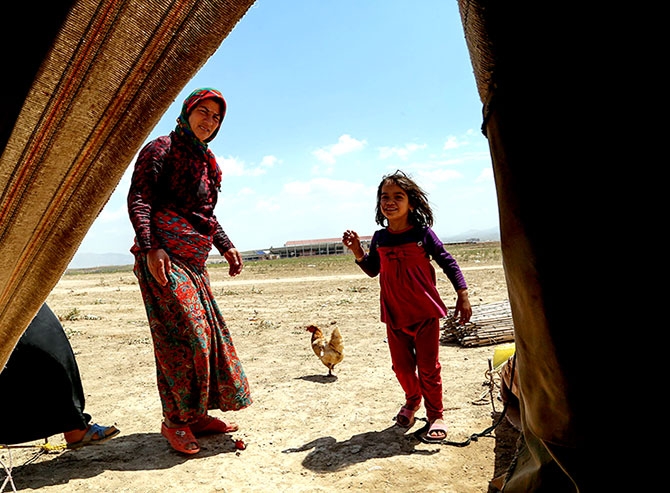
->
[213, 221, 235, 254]
[426, 228, 468, 291]
[127, 138, 168, 252]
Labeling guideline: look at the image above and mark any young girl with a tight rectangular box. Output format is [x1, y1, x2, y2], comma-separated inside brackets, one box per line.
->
[342, 170, 472, 442]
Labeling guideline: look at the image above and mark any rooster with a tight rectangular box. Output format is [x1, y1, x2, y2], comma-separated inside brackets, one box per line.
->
[306, 324, 344, 376]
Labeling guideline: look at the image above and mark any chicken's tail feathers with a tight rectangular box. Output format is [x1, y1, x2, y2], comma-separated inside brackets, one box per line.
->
[329, 326, 343, 343]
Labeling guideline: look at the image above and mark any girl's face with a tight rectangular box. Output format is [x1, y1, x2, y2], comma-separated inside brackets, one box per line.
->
[380, 181, 411, 227]
[188, 99, 222, 143]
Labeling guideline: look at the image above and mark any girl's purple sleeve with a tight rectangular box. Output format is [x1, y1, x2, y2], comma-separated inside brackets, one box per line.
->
[425, 228, 468, 291]
[355, 232, 381, 277]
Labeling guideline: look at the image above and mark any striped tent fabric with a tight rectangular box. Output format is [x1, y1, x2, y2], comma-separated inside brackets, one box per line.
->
[0, 0, 256, 370]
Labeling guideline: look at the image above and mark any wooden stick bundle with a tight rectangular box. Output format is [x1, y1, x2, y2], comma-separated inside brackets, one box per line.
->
[441, 300, 515, 347]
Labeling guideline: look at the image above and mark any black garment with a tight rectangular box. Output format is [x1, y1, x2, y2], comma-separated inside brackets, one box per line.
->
[0, 303, 90, 444]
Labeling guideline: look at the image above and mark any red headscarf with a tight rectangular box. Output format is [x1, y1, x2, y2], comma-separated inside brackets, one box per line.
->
[175, 88, 226, 190]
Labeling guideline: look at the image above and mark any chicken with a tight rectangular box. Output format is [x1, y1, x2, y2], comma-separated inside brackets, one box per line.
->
[306, 324, 344, 376]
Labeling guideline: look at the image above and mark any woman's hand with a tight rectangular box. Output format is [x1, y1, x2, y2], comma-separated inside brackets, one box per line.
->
[224, 248, 243, 277]
[147, 248, 171, 286]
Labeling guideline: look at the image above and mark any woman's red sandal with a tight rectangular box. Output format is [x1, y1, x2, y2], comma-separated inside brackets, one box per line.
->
[161, 422, 200, 455]
[190, 415, 239, 436]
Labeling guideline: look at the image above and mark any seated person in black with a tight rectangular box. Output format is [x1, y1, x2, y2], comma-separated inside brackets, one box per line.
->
[0, 303, 119, 449]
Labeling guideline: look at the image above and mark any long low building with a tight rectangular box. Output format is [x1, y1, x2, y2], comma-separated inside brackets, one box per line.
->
[270, 237, 373, 258]
[209, 237, 373, 263]
[210, 236, 484, 263]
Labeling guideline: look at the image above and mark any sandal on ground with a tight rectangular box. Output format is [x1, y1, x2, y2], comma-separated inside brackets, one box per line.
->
[423, 419, 448, 443]
[161, 422, 200, 455]
[395, 405, 419, 428]
[190, 415, 239, 436]
[66, 423, 120, 450]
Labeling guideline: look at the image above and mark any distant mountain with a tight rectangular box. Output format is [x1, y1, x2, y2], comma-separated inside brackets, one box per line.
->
[442, 227, 500, 243]
[68, 227, 501, 269]
[68, 252, 135, 270]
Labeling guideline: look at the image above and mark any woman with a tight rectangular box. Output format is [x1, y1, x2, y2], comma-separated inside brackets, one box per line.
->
[127, 87, 251, 455]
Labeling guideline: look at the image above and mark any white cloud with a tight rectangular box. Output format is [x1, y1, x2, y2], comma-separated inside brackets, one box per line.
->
[475, 167, 494, 183]
[260, 155, 278, 169]
[426, 158, 462, 166]
[283, 180, 312, 196]
[254, 198, 281, 213]
[219, 156, 246, 177]
[236, 186, 255, 197]
[282, 177, 352, 197]
[378, 142, 427, 160]
[312, 149, 336, 165]
[313, 134, 367, 164]
[218, 155, 278, 177]
[417, 168, 463, 184]
[443, 135, 460, 150]
[442, 129, 485, 151]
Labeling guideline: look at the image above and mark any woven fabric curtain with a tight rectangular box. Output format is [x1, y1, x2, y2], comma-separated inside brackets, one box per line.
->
[0, 0, 256, 370]
[456, 1, 608, 489]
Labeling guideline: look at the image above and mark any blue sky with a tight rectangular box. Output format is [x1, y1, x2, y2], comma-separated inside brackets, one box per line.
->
[75, 0, 499, 259]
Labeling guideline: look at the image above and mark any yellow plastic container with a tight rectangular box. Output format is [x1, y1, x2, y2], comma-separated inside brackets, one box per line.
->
[492, 342, 516, 369]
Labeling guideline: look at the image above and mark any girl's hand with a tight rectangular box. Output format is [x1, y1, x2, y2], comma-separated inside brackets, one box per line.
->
[342, 230, 366, 261]
[147, 248, 171, 286]
[454, 289, 472, 325]
[342, 230, 360, 249]
[224, 248, 243, 277]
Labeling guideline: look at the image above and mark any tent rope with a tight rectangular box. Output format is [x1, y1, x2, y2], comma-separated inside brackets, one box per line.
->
[0, 449, 16, 493]
[1, 440, 66, 492]
[413, 355, 517, 447]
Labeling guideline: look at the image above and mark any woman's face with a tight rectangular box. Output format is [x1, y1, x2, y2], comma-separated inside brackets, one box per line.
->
[188, 98, 222, 142]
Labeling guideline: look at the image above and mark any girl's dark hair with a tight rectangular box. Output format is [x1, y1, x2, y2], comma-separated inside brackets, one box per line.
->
[375, 170, 433, 227]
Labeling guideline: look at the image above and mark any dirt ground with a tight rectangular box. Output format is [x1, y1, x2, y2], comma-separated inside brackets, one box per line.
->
[1, 243, 519, 493]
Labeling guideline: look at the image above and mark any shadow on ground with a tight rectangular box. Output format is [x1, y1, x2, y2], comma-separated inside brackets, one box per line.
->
[487, 410, 521, 492]
[282, 424, 438, 472]
[1, 431, 239, 491]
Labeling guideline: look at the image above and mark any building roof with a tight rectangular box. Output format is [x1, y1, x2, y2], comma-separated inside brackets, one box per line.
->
[284, 236, 372, 247]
